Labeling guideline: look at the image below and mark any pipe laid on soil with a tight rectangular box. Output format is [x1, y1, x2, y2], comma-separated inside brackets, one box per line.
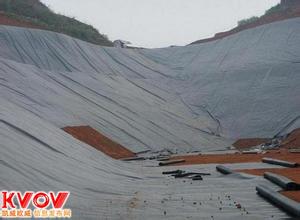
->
[264, 172, 300, 190]
[289, 149, 300, 154]
[121, 156, 146, 161]
[242, 150, 258, 154]
[159, 159, 185, 166]
[156, 157, 171, 161]
[256, 184, 300, 217]
[262, 157, 298, 168]
[216, 165, 234, 175]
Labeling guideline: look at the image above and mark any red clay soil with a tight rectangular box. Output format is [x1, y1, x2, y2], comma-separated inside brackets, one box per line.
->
[281, 191, 300, 203]
[0, 12, 42, 29]
[280, 128, 300, 149]
[171, 153, 264, 165]
[233, 138, 270, 150]
[62, 126, 135, 159]
[236, 167, 300, 203]
[233, 128, 300, 150]
[170, 149, 300, 166]
[191, 5, 300, 45]
[171, 149, 300, 203]
[236, 167, 300, 183]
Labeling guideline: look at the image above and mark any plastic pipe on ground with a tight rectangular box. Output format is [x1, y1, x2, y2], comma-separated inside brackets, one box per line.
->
[159, 159, 185, 166]
[121, 156, 146, 161]
[156, 157, 170, 161]
[162, 170, 183, 175]
[264, 172, 300, 190]
[256, 184, 300, 217]
[289, 149, 300, 153]
[216, 165, 234, 175]
[242, 150, 258, 154]
[262, 157, 298, 168]
[174, 172, 211, 178]
[192, 175, 203, 181]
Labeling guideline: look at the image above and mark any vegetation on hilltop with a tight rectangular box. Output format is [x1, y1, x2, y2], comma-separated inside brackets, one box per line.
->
[191, 0, 300, 45]
[0, 0, 113, 46]
[238, 16, 259, 27]
[238, 3, 284, 26]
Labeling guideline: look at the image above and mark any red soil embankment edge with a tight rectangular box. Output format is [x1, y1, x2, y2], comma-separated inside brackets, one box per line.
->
[171, 149, 300, 166]
[62, 126, 135, 159]
[0, 12, 42, 29]
[191, 6, 300, 45]
[233, 128, 300, 150]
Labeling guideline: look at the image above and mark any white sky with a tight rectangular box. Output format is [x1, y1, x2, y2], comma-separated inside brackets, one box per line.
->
[41, 0, 280, 48]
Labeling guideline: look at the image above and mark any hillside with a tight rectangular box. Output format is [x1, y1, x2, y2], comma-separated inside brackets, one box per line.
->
[0, 17, 299, 151]
[0, 0, 113, 46]
[0, 2, 300, 218]
[191, 0, 300, 44]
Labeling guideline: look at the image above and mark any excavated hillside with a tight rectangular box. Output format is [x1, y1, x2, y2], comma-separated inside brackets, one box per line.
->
[0, 3, 300, 219]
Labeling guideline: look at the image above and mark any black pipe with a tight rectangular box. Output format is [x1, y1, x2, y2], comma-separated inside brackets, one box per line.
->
[159, 159, 185, 166]
[216, 165, 234, 175]
[256, 185, 300, 217]
[174, 172, 211, 178]
[262, 157, 298, 168]
[192, 175, 203, 181]
[264, 172, 300, 190]
[162, 170, 183, 175]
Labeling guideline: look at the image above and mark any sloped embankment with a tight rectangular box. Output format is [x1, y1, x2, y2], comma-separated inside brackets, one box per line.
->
[0, 14, 300, 220]
[63, 126, 135, 159]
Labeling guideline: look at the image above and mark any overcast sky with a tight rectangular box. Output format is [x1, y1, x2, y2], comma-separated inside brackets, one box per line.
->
[41, 0, 280, 48]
